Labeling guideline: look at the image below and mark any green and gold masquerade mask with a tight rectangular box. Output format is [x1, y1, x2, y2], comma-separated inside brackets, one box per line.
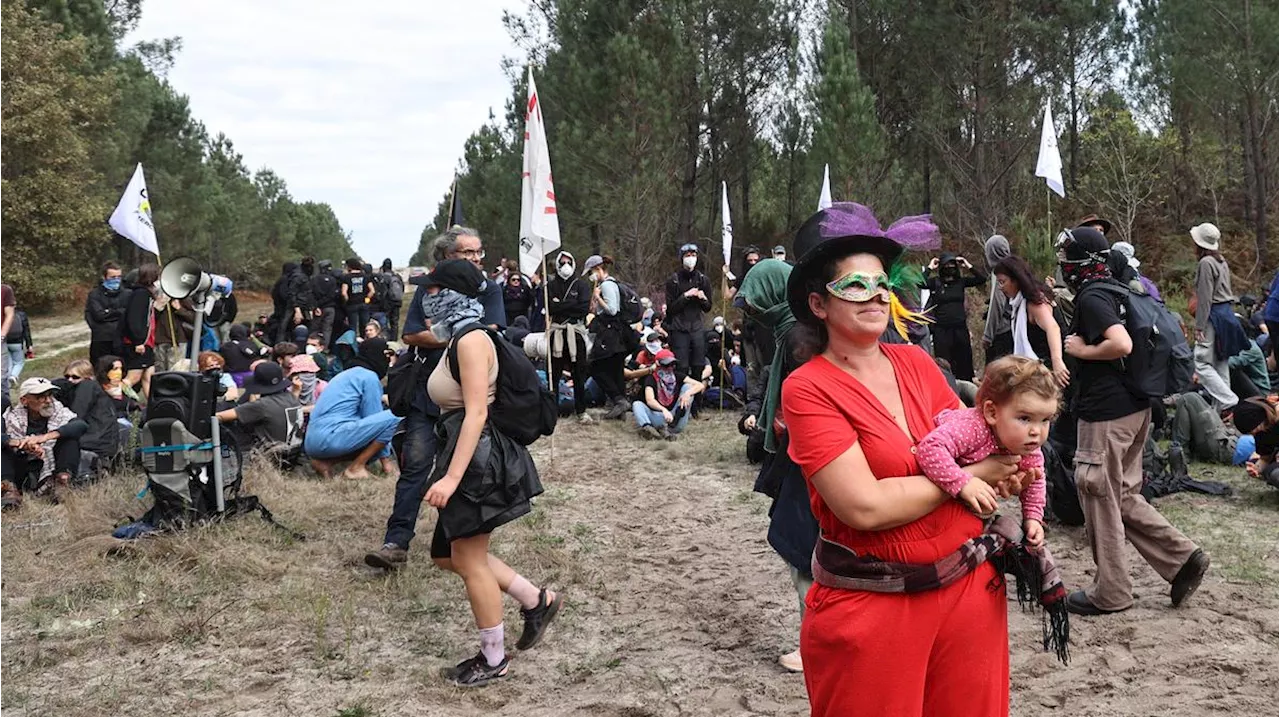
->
[825, 271, 892, 303]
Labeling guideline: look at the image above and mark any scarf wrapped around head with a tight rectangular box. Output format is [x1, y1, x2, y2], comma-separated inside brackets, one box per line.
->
[738, 259, 795, 453]
[421, 288, 484, 341]
[656, 366, 679, 407]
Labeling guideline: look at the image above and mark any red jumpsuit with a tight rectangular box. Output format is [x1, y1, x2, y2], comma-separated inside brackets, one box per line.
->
[783, 345, 1009, 717]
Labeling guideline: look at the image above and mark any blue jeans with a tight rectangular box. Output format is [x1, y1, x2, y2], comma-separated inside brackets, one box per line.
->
[632, 386, 693, 434]
[5, 343, 25, 384]
[382, 395, 438, 550]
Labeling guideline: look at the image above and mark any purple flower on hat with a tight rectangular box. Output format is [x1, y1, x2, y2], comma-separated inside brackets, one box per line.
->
[817, 203, 942, 252]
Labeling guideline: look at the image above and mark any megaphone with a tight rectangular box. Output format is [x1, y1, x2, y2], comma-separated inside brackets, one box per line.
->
[160, 257, 233, 301]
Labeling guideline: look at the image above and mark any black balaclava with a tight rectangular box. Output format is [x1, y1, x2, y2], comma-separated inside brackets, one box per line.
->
[349, 337, 390, 379]
[229, 323, 249, 341]
[939, 251, 960, 282]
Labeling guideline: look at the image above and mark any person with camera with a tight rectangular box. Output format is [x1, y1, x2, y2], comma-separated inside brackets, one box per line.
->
[922, 252, 986, 382]
[216, 361, 303, 460]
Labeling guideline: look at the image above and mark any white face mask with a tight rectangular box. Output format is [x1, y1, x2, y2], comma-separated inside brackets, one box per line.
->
[682, 256, 697, 271]
[557, 263, 575, 280]
[645, 342, 662, 354]
[305, 344, 319, 355]
[714, 325, 723, 334]
[588, 272, 599, 283]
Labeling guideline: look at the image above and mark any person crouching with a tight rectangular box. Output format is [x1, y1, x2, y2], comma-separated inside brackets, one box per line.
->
[2, 378, 89, 505]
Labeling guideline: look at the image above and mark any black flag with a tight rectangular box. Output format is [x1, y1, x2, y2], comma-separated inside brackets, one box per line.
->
[449, 180, 466, 227]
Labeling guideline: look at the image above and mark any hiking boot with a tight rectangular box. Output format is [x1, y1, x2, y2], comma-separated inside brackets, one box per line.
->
[577, 412, 595, 425]
[638, 425, 662, 441]
[662, 428, 678, 441]
[604, 399, 629, 420]
[1064, 589, 1129, 616]
[445, 653, 509, 687]
[1, 481, 21, 511]
[365, 543, 407, 570]
[516, 588, 563, 650]
[1171, 549, 1210, 607]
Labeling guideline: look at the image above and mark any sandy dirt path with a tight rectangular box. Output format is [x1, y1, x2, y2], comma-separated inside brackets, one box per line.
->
[1, 415, 1275, 716]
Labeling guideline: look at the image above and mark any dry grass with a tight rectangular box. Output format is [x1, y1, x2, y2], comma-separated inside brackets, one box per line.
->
[1, 414, 1277, 716]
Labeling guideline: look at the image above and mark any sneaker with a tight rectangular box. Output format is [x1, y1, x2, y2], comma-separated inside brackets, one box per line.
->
[516, 588, 563, 650]
[445, 653, 509, 687]
[577, 412, 595, 425]
[1171, 549, 1210, 607]
[365, 543, 407, 570]
[778, 649, 804, 673]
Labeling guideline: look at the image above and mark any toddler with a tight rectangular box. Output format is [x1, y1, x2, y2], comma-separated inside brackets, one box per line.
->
[916, 355, 1059, 547]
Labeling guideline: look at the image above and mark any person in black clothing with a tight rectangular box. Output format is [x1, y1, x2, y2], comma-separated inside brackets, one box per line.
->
[341, 258, 374, 339]
[378, 258, 405, 340]
[311, 259, 340, 347]
[583, 255, 634, 420]
[58, 358, 122, 468]
[664, 243, 713, 376]
[119, 263, 160, 400]
[220, 323, 267, 388]
[921, 251, 985, 382]
[503, 271, 534, 328]
[85, 261, 129, 364]
[271, 262, 314, 343]
[1058, 226, 1208, 616]
[546, 251, 594, 424]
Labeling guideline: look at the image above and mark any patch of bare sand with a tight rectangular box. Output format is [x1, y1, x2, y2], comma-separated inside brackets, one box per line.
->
[1, 415, 1275, 716]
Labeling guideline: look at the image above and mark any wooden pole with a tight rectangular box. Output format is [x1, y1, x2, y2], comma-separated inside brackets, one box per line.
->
[155, 251, 179, 351]
[719, 274, 727, 410]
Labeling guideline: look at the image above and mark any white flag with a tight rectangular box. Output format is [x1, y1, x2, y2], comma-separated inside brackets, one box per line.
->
[1035, 100, 1065, 198]
[518, 67, 561, 278]
[109, 163, 160, 256]
[817, 163, 833, 210]
[720, 181, 733, 267]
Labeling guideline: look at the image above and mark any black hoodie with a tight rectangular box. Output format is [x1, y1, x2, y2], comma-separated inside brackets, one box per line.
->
[545, 252, 591, 323]
[664, 262, 713, 333]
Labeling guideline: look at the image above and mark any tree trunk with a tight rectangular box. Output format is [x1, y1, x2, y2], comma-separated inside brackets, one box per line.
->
[922, 143, 932, 214]
[676, 87, 700, 248]
[1067, 32, 1079, 194]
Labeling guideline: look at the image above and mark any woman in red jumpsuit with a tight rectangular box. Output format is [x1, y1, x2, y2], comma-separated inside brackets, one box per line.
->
[780, 204, 1023, 717]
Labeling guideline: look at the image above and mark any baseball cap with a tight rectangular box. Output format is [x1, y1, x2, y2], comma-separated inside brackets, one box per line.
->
[1111, 241, 1140, 268]
[655, 349, 677, 365]
[18, 378, 57, 398]
[243, 361, 290, 395]
[581, 255, 604, 275]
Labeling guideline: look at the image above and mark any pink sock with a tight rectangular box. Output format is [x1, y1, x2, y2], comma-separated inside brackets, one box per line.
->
[479, 624, 505, 667]
[506, 575, 542, 611]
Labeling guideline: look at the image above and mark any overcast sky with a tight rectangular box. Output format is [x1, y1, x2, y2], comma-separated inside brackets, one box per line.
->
[127, 1, 521, 266]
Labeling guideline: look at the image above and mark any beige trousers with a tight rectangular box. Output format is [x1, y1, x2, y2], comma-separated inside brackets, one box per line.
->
[1076, 409, 1198, 610]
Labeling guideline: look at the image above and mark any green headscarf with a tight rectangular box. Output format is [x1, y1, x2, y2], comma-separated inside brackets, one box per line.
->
[738, 259, 796, 454]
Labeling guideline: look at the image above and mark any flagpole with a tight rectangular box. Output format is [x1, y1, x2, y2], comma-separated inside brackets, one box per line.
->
[1046, 187, 1052, 258]
[541, 253, 555, 465]
[446, 172, 457, 228]
[719, 275, 727, 410]
[154, 250, 180, 351]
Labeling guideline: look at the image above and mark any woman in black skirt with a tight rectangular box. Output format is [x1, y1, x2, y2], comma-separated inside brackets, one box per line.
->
[119, 263, 161, 401]
[421, 259, 562, 687]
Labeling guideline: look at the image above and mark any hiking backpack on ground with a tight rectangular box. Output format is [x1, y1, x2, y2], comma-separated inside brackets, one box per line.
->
[605, 278, 643, 325]
[1077, 281, 1194, 399]
[448, 325, 558, 445]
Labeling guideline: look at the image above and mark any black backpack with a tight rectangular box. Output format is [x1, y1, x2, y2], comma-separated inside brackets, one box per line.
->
[1078, 281, 1194, 399]
[448, 325, 558, 445]
[312, 273, 339, 306]
[604, 278, 643, 325]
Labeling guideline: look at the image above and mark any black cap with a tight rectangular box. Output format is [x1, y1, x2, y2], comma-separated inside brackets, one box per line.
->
[412, 258, 486, 297]
[244, 361, 289, 395]
[1062, 227, 1109, 261]
[940, 251, 959, 265]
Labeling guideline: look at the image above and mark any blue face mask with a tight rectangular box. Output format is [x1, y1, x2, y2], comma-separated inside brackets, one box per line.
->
[102, 278, 122, 291]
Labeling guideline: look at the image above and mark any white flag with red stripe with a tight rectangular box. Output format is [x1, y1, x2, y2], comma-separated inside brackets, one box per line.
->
[519, 67, 562, 278]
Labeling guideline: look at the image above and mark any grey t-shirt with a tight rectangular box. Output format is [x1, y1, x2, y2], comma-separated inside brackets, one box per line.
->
[235, 391, 303, 446]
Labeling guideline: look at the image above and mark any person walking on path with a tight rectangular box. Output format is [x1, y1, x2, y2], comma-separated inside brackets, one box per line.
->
[418, 259, 562, 687]
[1057, 226, 1210, 617]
